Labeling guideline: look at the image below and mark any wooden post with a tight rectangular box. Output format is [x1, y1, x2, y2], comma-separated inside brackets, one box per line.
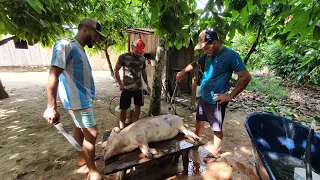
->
[190, 66, 198, 111]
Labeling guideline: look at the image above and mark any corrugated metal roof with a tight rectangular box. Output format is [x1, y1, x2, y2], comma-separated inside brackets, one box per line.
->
[124, 28, 155, 35]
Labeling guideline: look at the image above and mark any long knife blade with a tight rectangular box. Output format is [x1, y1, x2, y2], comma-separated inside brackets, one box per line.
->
[54, 121, 83, 151]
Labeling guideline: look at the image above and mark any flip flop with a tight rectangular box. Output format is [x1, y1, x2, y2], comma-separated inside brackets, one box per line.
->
[77, 154, 101, 167]
[203, 153, 221, 163]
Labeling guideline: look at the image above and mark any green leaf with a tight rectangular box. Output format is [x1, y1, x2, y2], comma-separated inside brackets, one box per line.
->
[270, 107, 279, 115]
[39, 19, 50, 28]
[175, 40, 183, 50]
[219, 12, 232, 17]
[231, 10, 239, 18]
[52, 23, 63, 35]
[26, 0, 43, 14]
[228, 23, 235, 40]
[150, 8, 159, 23]
[240, 5, 249, 23]
[313, 25, 320, 40]
[235, 23, 245, 36]
[195, 9, 203, 14]
[301, 0, 312, 5]
[184, 35, 190, 46]
[261, 0, 272, 5]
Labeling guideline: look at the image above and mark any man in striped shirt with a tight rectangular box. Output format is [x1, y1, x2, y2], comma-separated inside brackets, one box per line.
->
[43, 18, 105, 180]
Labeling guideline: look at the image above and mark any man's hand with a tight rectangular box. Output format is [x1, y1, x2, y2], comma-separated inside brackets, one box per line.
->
[43, 107, 60, 124]
[119, 83, 125, 91]
[213, 93, 232, 104]
[147, 85, 151, 95]
[176, 71, 184, 82]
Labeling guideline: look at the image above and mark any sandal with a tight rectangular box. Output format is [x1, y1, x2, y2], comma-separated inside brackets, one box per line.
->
[203, 153, 221, 163]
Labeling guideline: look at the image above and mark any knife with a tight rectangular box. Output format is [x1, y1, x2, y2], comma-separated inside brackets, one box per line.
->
[54, 121, 83, 151]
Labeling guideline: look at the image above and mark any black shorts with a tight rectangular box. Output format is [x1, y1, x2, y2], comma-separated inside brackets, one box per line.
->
[120, 90, 144, 109]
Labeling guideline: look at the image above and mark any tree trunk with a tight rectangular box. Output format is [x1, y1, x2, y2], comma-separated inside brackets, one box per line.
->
[148, 39, 165, 116]
[0, 79, 9, 100]
[104, 48, 115, 80]
[244, 24, 263, 65]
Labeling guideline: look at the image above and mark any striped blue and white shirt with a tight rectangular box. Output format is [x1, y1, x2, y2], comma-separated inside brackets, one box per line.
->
[51, 38, 95, 110]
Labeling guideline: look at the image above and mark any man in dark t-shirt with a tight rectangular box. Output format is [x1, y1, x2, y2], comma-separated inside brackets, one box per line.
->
[114, 39, 151, 129]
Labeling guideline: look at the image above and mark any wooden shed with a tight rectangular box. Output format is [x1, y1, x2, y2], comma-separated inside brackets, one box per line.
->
[124, 28, 199, 98]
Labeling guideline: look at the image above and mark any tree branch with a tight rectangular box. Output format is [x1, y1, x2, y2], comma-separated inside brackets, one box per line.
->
[0, 36, 16, 46]
[244, 24, 263, 65]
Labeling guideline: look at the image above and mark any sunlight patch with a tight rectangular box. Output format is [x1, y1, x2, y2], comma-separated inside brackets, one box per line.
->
[8, 153, 20, 160]
[8, 136, 18, 139]
[17, 129, 26, 132]
[10, 99, 26, 103]
[230, 120, 240, 125]
[7, 125, 18, 129]
[10, 166, 19, 171]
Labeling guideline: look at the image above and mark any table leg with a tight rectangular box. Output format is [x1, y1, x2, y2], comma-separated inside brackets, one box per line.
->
[182, 150, 189, 174]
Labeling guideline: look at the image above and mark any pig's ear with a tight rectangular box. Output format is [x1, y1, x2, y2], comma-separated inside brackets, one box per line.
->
[112, 127, 121, 133]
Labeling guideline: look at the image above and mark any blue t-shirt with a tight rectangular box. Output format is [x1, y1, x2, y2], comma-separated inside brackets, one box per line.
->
[51, 38, 95, 110]
[198, 47, 246, 104]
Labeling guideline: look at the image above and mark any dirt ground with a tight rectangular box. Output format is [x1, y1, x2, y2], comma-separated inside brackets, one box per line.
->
[0, 70, 258, 180]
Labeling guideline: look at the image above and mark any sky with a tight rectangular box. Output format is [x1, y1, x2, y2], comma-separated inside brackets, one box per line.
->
[196, 0, 208, 10]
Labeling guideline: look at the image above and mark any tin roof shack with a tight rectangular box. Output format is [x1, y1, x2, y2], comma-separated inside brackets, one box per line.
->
[124, 28, 199, 109]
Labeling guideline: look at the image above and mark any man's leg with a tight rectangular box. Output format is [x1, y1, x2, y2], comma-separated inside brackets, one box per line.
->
[133, 105, 141, 121]
[195, 121, 205, 136]
[74, 127, 85, 166]
[82, 125, 101, 180]
[119, 109, 127, 129]
[212, 131, 223, 156]
[195, 98, 206, 136]
[133, 90, 143, 121]
[204, 102, 228, 158]
[119, 91, 132, 129]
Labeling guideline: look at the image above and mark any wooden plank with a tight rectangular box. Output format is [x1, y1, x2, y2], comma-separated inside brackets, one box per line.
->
[102, 131, 203, 175]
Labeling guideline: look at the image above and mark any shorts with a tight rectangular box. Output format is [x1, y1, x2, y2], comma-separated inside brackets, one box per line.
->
[120, 90, 144, 109]
[196, 98, 228, 132]
[70, 109, 96, 128]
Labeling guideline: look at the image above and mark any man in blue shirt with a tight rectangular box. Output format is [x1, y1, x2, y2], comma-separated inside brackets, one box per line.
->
[176, 29, 251, 163]
[43, 18, 105, 180]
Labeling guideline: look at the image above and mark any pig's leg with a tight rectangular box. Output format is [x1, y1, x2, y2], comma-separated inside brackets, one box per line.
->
[137, 133, 159, 158]
[178, 125, 200, 143]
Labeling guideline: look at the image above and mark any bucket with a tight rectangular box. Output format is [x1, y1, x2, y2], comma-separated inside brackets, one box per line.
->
[115, 106, 134, 124]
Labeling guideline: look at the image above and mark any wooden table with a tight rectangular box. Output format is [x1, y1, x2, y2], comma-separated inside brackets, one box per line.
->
[102, 131, 204, 179]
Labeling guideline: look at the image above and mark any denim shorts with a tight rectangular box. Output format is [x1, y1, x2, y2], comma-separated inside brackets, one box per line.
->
[70, 109, 96, 128]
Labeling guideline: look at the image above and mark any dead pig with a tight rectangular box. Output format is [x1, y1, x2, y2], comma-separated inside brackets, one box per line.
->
[102, 114, 199, 161]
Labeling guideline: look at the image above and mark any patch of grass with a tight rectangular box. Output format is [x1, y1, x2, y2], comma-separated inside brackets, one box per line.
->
[246, 76, 288, 100]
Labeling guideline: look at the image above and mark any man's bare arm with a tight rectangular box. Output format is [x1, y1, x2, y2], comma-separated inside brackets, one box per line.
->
[47, 66, 64, 109]
[176, 61, 199, 82]
[230, 70, 252, 98]
[114, 61, 125, 91]
[142, 68, 149, 87]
